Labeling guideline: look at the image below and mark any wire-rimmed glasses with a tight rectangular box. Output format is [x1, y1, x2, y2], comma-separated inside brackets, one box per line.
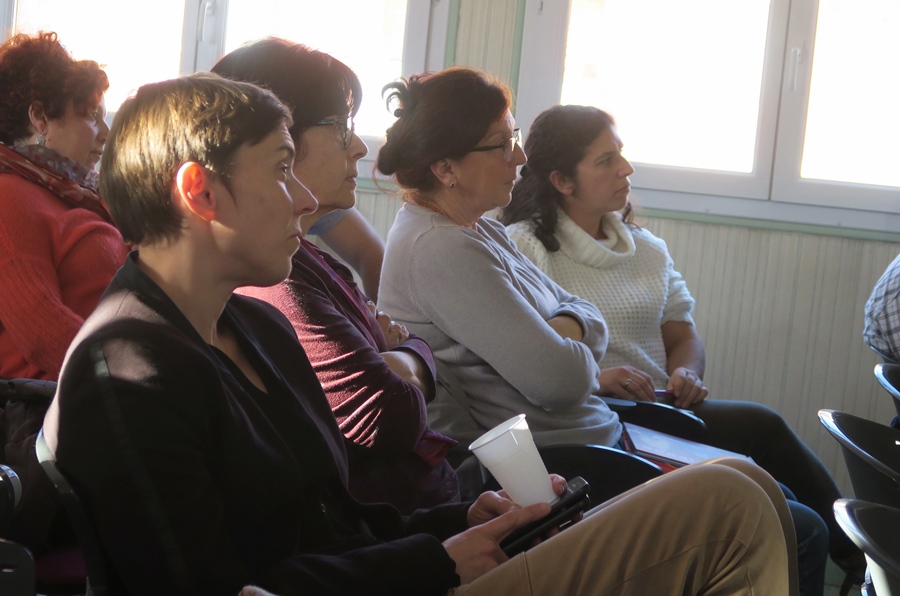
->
[469, 128, 521, 163]
[312, 117, 355, 149]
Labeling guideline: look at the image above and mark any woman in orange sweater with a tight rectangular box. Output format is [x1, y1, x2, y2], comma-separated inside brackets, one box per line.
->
[0, 31, 128, 381]
[0, 31, 128, 555]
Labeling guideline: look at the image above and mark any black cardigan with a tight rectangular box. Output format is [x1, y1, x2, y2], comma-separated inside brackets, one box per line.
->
[48, 253, 466, 595]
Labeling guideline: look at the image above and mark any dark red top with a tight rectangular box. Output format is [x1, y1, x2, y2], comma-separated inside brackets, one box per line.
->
[240, 239, 458, 513]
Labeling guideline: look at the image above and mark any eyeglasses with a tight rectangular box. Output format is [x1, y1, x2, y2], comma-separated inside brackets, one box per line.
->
[469, 128, 521, 163]
[312, 117, 355, 149]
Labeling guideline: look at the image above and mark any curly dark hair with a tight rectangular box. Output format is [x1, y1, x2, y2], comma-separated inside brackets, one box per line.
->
[0, 31, 109, 145]
[376, 67, 512, 197]
[499, 105, 635, 252]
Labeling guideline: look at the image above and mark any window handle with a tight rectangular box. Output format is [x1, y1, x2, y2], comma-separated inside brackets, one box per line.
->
[788, 46, 803, 92]
[198, 0, 216, 43]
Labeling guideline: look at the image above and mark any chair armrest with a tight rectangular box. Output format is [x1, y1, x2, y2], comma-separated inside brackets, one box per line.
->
[603, 398, 709, 444]
[476, 444, 664, 505]
[0, 537, 35, 596]
[834, 499, 900, 581]
[0, 465, 22, 535]
[537, 444, 664, 504]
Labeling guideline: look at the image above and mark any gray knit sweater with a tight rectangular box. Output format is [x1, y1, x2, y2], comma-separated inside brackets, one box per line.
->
[379, 203, 622, 449]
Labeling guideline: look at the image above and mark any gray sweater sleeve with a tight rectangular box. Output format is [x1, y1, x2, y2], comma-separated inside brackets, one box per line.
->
[507, 226, 609, 364]
[407, 222, 605, 410]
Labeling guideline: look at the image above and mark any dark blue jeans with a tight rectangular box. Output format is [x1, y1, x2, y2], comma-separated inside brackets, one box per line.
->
[784, 486, 829, 596]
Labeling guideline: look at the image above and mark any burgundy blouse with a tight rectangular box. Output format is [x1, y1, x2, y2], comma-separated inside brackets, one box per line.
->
[240, 239, 458, 513]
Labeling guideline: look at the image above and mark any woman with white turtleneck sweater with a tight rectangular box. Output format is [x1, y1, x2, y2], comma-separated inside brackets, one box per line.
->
[501, 104, 864, 589]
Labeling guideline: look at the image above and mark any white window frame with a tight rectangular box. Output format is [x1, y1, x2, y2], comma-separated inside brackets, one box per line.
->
[183, 0, 448, 183]
[3, 0, 448, 184]
[0, 0, 13, 38]
[516, 0, 900, 233]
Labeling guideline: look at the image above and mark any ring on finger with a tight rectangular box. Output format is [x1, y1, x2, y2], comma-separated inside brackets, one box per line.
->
[623, 378, 633, 388]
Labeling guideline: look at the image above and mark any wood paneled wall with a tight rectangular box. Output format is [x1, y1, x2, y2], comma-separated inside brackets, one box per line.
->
[350, 189, 900, 494]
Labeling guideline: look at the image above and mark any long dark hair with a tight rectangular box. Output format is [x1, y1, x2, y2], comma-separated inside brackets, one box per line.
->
[376, 67, 512, 198]
[500, 105, 634, 252]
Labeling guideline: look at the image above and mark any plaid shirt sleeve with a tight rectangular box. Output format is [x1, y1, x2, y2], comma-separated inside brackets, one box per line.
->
[864, 253, 900, 361]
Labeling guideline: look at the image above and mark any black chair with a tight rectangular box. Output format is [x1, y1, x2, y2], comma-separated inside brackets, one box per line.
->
[818, 409, 900, 596]
[0, 464, 34, 596]
[472, 444, 664, 506]
[875, 363, 900, 421]
[36, 430, 110, 596]
[602, 398, 710, 444]
[535, 444, 663, 505]
[818, 409, 900, 508]
[834, 498, 900, 595]
[1, 378, 93, 595]
[0, 463, 22, 535]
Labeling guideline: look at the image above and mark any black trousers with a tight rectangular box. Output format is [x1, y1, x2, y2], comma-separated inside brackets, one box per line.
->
[689, 398, 855, 559]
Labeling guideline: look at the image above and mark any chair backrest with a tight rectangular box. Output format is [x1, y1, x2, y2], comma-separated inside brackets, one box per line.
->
[0, 465, 35, 596]
[537, 444, 664, 504]
[0, 538, 35, 596]
[0, 464, 22, 535]
[875, 363, 900, 420]
[818, 409, 900, 507]
[871, 344, 899, 365]
[35, 430, 109, 596]
[602, 398, 710, 444]
[834, 498, 900, 596]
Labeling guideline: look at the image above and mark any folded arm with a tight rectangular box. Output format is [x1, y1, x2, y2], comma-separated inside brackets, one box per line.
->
[410, 228, 605, 410]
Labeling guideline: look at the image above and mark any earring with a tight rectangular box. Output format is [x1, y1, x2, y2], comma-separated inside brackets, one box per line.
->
[450, 181, 456, 188]
[36, 131, 46, 147]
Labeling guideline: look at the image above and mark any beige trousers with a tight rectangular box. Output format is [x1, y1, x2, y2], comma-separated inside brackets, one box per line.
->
[454, 457, 797, 596]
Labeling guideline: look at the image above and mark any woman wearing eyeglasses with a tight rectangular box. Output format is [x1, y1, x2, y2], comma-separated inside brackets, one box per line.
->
[212, 39, 459, 514]
[376, 68, 621, 451]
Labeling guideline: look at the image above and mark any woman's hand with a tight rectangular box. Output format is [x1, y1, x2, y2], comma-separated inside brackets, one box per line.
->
[446, 501, 552, 585]
[597, 366, 656, 402]
[666, 367, 708, 408]
[367, 300, 409, 348]
[449, 475, 567, 584]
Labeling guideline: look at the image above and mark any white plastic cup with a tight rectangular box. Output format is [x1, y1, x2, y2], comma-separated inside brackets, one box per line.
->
[469, 414, 558, 507]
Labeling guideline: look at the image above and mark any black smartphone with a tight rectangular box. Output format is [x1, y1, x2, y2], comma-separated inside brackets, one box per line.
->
[500, 476, 591, 557]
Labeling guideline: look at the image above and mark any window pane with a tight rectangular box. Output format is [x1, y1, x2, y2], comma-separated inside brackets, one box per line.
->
[561, 0, 771, 173]
[223, 0, 407, 139]
[802, 0, 899, 187]
[13, 0, 186, 114]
